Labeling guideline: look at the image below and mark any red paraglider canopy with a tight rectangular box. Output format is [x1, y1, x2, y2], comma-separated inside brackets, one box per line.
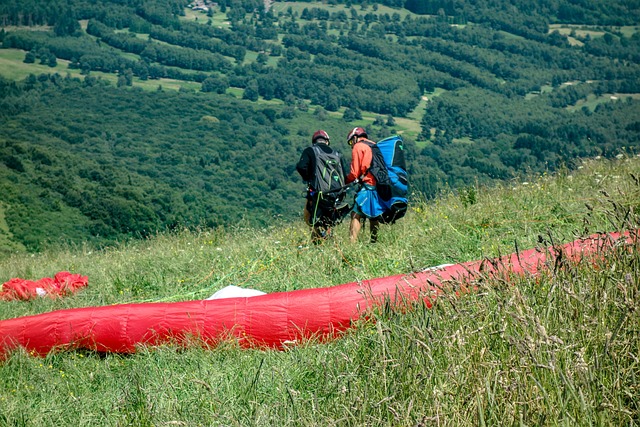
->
[0, 232, 634, 358]
[0, 272, 88, 301]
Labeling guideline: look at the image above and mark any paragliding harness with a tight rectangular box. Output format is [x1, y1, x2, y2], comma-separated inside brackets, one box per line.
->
[356, 136, 409, 224]
[358, 140, 393, 201]
[306, 145, 351, 231]
[307, 186, 351, 233]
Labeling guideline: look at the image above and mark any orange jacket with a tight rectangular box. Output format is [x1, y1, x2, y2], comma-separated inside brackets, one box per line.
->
[346, 138, 376, 186]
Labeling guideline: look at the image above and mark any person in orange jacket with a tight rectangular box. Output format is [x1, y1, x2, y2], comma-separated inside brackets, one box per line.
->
[345, 127, 381, 243]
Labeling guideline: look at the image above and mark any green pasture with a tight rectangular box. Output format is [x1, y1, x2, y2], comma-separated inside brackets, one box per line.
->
[113, 29, 150, 41]
[270, 1, 418, 35]
[497, 29, 526, 40]
[525, 84, 555, 99]
[566, 36, 584, 47]
[0, 49, 116, 84]
[549, 24, 639, 39]
[0, 48, 204, 92]
[0, 156, 638, 426]
[549, 24, 605, 38]
[567, 92, 640, 112]
[181, 7, 231, 28]
[401, 89, 446, 144]
[270, 1, 415, 19]
[1, 25, 51, 32]
[0, 48, 57, 80]
[452, 136, 473, 144]
[394, 116, 422, 140]
[242, 49, 281, 67]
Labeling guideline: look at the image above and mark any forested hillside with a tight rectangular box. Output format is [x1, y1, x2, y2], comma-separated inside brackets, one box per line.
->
[1, 0, 639, 252]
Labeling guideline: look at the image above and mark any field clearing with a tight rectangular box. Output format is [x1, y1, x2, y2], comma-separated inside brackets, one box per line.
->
[270, 1, 415, 19]
[1, 25, 51, 32]
[497, 29, 526, 40]
[525, 84, 556, 99]
[320, 92, 437, 142]
[550, 26, 604, 38]
[269, 1, 419, 35]
[549, 24, 640, 38]
[568, 92, 640, 111]
[322, 107, 424, 142]
[0, 49, 206, 92]
[243, 50, 280, 67]
[401, 89, 446, 143]
[394, 117, 421, 140]
[136, 77, 201, 92]
[566, 36, 584, 46]
[0, 49, 112, 83]
[0, 49, 62, 80]
[181, 7, 231, 28]
[452, 136, 474, 144]
[396, 97, 424, 141]
[113, 29, 150, 40]
[407, 95, 428, 122]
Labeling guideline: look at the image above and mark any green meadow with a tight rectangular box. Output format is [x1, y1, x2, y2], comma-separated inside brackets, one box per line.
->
[1, 155, 638, 426]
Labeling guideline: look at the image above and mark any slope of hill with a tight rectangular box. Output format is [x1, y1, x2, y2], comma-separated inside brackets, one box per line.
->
[0, 156, 638, 425]
[1, 0, 639, 252]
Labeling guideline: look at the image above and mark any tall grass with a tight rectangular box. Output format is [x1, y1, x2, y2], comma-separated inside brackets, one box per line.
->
[0, 155, 638, 426]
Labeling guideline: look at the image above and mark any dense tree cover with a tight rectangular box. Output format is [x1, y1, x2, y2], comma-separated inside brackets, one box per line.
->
[0, 75, 303, 250]
[420, 86, 640, 181]
[402, 0, 640, 27]
[0, 0, 639, 252]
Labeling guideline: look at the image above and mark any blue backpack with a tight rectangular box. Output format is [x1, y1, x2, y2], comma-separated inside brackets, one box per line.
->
[373, 135, 408, 223]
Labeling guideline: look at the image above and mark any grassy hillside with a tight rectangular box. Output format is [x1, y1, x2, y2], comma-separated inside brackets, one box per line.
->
[0, 155, 638, 426]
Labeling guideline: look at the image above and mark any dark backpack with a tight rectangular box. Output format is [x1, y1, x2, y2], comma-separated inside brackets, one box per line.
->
[310, 145, 346, 205]
[359, 140, 393, 201]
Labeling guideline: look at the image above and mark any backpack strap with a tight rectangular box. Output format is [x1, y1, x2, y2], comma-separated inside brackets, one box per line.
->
[355, 139, 375, 182]
[308, 144, 323, 192]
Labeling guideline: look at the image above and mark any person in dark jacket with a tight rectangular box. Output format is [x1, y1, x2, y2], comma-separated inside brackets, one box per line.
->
[296, 130, 348, 242]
